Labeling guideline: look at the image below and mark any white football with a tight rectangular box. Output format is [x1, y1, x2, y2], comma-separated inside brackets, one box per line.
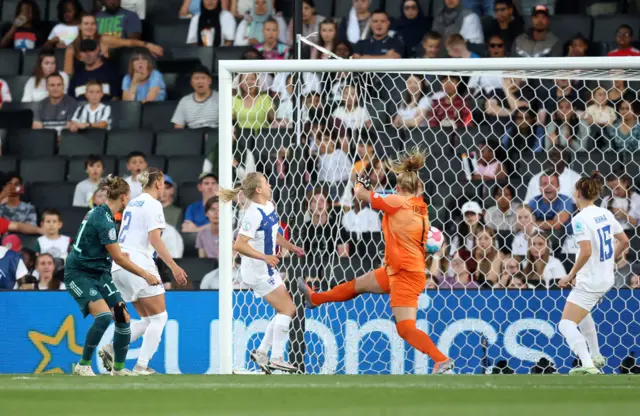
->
[426, 227, 444, 254]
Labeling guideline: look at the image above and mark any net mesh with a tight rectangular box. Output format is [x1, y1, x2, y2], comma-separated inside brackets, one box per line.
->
[228, 63, 640, 375]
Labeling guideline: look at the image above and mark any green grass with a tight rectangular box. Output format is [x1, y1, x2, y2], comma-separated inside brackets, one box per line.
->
[1, 374, 639, 416]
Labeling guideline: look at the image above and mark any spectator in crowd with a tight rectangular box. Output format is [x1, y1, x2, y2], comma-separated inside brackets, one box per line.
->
[0, 79, 12, 108]
[545, 99, 588, 151]
[473, 226, 502, 286]
[494, 256, 522, 289]
[0, 173, 37, 226]
[64, 13, 163, 75]
[180, 0, 202, 17]
[15, 275, 39, 290]
[32, 73, 78, 133]
[311, 19, 338, 59]
[273, 74, 294, 127]
[120, 0, 146, 19]
[332, 85, 372, 130]
[233, 72, 274, 130]
[606, 99, 640, 152]
[0, 0, 48, 49]
[483, 0, 523, 52]
[528, 172, 574, 238]
[566, 33, 590, 57]
[316, 132, 352, 201]
[234, 0, 287, 46]
[228, 0, 275, 19]
[628, 274, 640, 289]
[183, 173, 219, 232]
[512, 5, 561, 58]
[200, 255, 242, 290]
[501, 109, 544, 152]
[34, 209, 71, 260]
[69, 80, 112, 131]
[487, 33, 507, 58]
[196, 196, 220, 259]
[161, 175, 183, 229]
[122, 51, 166, 102]
[172, 66, 219, 129]
[161, 223, 184, 259]
[511, 206, 535, 258]
[395, 0, 427, 55]
[543, 79, 586, 118]
[351, 141, 376, 178]
[602, 172, 640, 230]
[416, 31, 442, 60]
[96, 0, 142, 39]
[353, 10, 404, 59]
[0, 237, 30, 289]
[522, 231, 566, 288]
[472, 140, 506, 182]
[450, 200, 483, 255]
[502, 77, 540, 115]
[485, 184, 519, 232]
[427, 75, 472, 129]
[187, 0, 237, 46]
[334, 40, 354, 59]
[366, 158, 391, 194]
[582, 86, 616, 145]
[432, 0, 483, 45]
[68, 39, 122, 101]
[607, 24, 640, 57]
[446, 33, 480, 58]
[73, 154, 103, 207]
[256, 18, 290, 59]
[34, 253, 64, 290]
[339, 0, 372, 45]
[608, 80, 633, 107]
[438, 250, 479, 289]
[287, 0, 325, 46]
[524, 148, 580, 203]
[46, 0, 83, 48]
[392, 75, 429, 129]
[124, 151, 147, 199]
[468, 35, 507, 101]
[22, 51, 70, 102]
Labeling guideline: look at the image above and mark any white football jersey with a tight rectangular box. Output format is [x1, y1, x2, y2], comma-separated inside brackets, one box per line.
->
[238, 201, 279, 282]
[572, 205, 623, 292]
[112, 192, 166, 272]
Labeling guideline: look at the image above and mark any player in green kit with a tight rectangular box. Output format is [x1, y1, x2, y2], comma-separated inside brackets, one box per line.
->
[66, 176, 161, 376]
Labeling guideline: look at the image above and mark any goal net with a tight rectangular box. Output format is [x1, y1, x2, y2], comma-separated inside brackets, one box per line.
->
[218, 57, 640, 375]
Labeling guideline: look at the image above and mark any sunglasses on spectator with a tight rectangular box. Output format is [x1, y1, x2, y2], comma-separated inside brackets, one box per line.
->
[490, 43, 504, 48]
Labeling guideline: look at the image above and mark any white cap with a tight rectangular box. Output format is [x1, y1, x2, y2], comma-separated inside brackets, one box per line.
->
[461, 201, 482, 215]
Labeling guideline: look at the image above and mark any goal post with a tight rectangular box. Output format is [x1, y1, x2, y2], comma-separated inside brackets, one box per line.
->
[217, 57, 640, 375]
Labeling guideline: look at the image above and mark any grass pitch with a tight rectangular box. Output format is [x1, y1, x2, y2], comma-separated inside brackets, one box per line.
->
[1, 374, 638, 416]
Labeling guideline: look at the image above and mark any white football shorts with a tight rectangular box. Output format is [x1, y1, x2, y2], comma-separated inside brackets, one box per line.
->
[112, 269, 165, 303]
[243, 273, 283, 298]
[566, 288, 606, 312]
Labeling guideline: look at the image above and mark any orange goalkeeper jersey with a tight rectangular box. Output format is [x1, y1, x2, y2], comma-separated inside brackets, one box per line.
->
[369, 192, 429, 275]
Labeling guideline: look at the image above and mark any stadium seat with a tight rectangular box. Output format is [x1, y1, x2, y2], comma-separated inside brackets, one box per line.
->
[203, 128, 218, 155]
[27, 182, 76, 208]
[67, 155, 117, 182]
[110, 101, 142, 130]
[6, 129, 56, 157]
[58, 207, 89, 236]
[155, 129, 204, 156]
[117, 155, 166, 175]
[177, 182, 201, 207]
[106, 129, 155, 156]
[141, 101, 178, 131]
[213, 46, 253, 72]
[170, 47, 215, 72]
[549, 15, 592, 43]
[21, 157, 66, 183]
[4, 75, 30, 101]
[0, 155, 18, 173]
[180, 232, 198, 258]
[166, 156, 205, 185]
[590, 41, 610, 57]
[335, 0, 380, 17]
[163, 73, 179, 100]
[146, 0, 183, 21]
[0, 49, 21, 76]
[152, 20, 191, 49]
[59, 130, 107, 156]
[176, 258, 217, 285]
[592, 14, 640, 41]
[21, 49, 40, 76]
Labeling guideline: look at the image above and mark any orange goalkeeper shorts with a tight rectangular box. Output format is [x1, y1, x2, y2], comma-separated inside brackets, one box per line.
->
[374, 267, 426, 309]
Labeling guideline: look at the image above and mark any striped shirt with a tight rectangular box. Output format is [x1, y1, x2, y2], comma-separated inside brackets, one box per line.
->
[71, 103, 112, 130]
[171, 92, 219, 129]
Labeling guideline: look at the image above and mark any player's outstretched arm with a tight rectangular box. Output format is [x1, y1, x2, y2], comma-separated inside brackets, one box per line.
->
[234, 235, 280, 268]
[559, 240, 592, 288]
[8, 221, 44, 235]
[276, 233, 304, 257]
[613, 232, 630, 262]
[148, 229, 188, 285]
[105, 243, 161, 286]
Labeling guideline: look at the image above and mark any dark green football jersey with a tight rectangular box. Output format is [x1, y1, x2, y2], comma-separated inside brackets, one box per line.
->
[66, 204, 118, 274]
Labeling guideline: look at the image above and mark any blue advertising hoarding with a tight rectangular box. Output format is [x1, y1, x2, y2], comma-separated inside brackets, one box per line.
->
[0, 290, 638, 374]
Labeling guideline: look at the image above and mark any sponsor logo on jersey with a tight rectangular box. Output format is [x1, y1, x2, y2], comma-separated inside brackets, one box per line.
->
[108, 228, 117, 240]
[574, 220, 584, 234]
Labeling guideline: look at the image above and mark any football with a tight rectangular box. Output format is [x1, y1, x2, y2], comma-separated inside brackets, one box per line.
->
[426, 227, 444, 254]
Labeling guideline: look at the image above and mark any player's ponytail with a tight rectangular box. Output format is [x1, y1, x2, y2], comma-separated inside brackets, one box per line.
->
[386, 148, 427, 194]
[99, 174, 130, 200]
[219, 172, 264, 203]
[575, 170, 603, 201]
[137, 167, 163, 189]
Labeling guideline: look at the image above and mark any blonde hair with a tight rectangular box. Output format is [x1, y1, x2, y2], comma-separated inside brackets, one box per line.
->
[219, 172, 264, 203]
[386, 148, 426, 194]
[99, 175, 130, 200]
[137, 167, 164, 189]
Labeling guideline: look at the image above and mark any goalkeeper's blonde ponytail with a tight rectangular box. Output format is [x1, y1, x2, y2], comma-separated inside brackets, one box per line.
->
[386, 148, 427, 194]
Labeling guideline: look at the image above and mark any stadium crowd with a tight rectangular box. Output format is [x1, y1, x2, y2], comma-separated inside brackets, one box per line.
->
[0, 0, 640, 291]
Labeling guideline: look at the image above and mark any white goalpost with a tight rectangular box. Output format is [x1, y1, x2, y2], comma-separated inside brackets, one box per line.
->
[217, 57, 640, 375]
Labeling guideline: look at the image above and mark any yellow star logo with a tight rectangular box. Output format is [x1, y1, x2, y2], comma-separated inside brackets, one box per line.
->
[28, 315, 83, 374]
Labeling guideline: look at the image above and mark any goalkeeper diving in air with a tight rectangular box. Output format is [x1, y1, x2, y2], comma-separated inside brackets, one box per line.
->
[299, 149, 453, 374]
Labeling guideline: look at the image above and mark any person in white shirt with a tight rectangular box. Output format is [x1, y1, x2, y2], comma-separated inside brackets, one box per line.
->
[124, 151, 147, 199]
[219, 172, 304, 373]
[73, 155, 104, 207]
[524, 148, 581, 203]
[187, 0, 236, 46]
[601, 172, 640, 231]
[22, 50, 70, 102]
[35, 209, 71, 260]
[511, 206, 535, 258]
[69, 81, 112, 132]
[0, 78, 12, 105]
[332, 85, 372, 131]
[120, 0, 146, 19]
[101, 168, 188, 376]
[522, 230, 566, 288]
[46, 0, 82, 48]
[233, 0, 287, 46]
[557, 172, 629, 375]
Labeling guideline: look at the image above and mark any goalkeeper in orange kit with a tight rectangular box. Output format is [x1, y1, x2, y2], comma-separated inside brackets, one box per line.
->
[299, 149, 453, 374]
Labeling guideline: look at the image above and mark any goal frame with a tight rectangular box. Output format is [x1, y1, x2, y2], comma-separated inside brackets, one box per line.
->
[217, 56, 640, 375]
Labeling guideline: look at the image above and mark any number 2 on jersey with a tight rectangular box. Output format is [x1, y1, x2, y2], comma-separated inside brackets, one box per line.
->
[119, 212, 132, 243]
[597, 225, 613, 262]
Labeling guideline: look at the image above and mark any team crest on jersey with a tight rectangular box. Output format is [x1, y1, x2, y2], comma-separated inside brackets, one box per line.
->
[108, 228, 117, 240]
[89, 289, 97, 296]
[156, 214, 164, 223]
[242, 220, 252, 231]
[574, 220, 584, 235]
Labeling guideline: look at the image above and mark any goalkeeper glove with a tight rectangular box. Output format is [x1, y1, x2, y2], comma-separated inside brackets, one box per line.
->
[356, 173, 372, 190]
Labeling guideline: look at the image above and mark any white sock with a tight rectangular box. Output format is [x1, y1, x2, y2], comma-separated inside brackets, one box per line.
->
[130, 317, 150, 343]
[270, 314, 292, 361]
[559, 319, 594, 368]
[137, 312, 168, 368]
[578, 313, 600, 357]
[257, 318, 276, 354]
